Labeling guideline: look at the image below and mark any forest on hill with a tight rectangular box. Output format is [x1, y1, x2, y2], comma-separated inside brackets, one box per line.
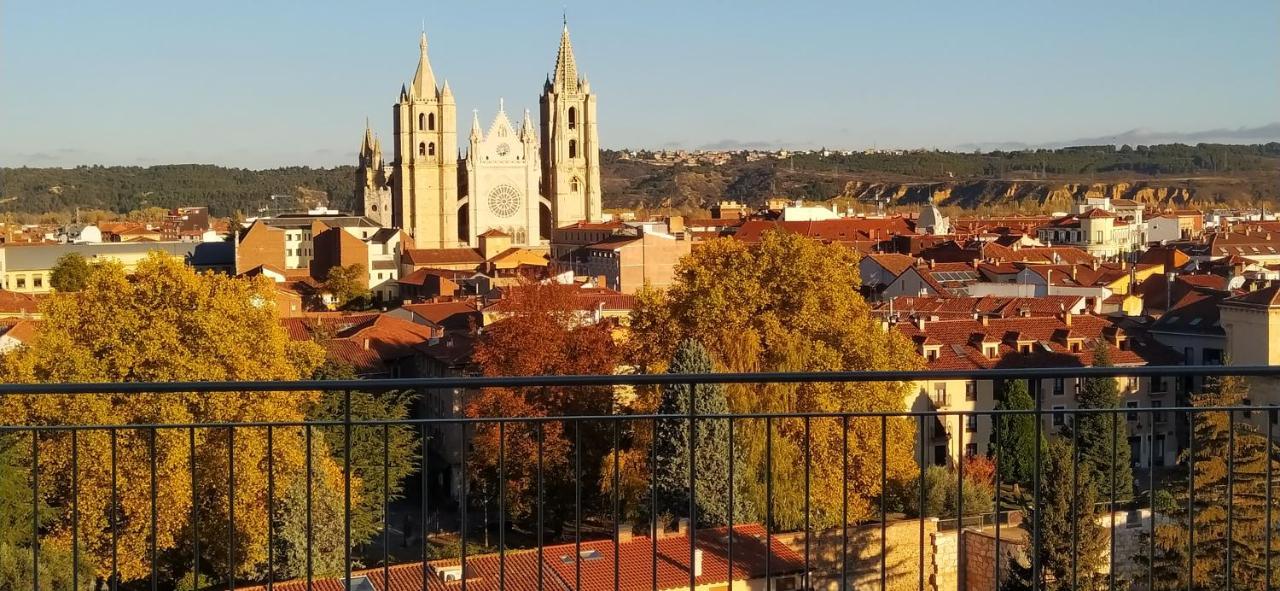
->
[2, 143, 1278, 219]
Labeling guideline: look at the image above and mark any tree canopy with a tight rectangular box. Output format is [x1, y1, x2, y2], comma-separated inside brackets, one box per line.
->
[49, 252, 93, 292]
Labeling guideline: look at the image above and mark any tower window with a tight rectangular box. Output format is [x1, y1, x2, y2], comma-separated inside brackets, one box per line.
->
[428, 142, 436, 156]
[418, 113, 425, 131]
[428, 113, 435, 130]
[419, 142, 426, 156]
[571, 177, 581, 192]
[569, 139, 577, 159]
[568, 107, 577, 130]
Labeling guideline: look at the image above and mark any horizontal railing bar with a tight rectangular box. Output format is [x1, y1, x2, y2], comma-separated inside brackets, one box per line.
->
[0, 363, 1266, 394]
[0, 405, 1266, 430]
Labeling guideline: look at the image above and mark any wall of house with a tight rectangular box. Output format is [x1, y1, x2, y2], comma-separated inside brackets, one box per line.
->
[620, 232, 692, 294]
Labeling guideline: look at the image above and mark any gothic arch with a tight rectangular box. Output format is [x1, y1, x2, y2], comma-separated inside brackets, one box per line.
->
[428, 142, 436, 156]
[418, 113, 425, 131]
[418, 142, 426, 156]
[569, 139, 577, 159]
[428, 113, 435, 130]
[568, 107, 577, 129]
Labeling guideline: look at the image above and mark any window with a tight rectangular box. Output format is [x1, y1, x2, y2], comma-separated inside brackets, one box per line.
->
[965, 415, 977, 432]
[965, 443, 978, 458]
[1053, 378, 1065, 397]
[1018, 343, 1033, 354]
[933, 383, 946, 405]
[418, 113, 425, 131]
[1152, 400, 1165, 423]
[571, 177, 581, 192]
[419, 142, 426, 156]
[1052, 405, 1066, 426]
[774, 576, 799, 591]
[16, 276, 25, 289]
[568, 106, 577, 129]
[428, 142, 436, 156]
[569, 139, 577, 158]
[428, 113, 435, 130]
[1151, 375, 1166, 393]
[1244, 398, 1253, 419]
[33, 277, 42, 289]
[925, 348, 939, 362]
[1126, 401, 1138, 421]
[965, 381, 977, 401]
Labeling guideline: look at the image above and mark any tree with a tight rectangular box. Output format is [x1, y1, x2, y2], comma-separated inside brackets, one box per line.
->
[0, 254, 344, 584]
[1144, 374, 1280, 590]
[323, 264, 371, 309]
[628, 231, 923, 529]
[1074, 343, 1133, 501]
[0, 433, 95, 590]
[466, 279, 620, 530]
[49, 252, 93, 292]
[991, 380, 1043, 487]
[652, 340, 751, 527]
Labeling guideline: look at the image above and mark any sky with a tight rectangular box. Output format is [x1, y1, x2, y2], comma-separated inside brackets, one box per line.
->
[2, 1, 1278, 168]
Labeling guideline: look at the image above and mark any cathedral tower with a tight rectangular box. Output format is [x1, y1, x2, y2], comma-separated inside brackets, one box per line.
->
[540, 21, 602, 228]
[393, 31, 460, 248]
[357, 120, 392, 227]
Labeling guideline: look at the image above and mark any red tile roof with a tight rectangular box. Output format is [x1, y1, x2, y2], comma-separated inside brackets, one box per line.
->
[734, 217, 913, 244]
[0, 290, 42, 315]
[405, 248, 485, 266]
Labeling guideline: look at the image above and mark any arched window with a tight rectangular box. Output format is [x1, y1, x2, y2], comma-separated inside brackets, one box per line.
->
[428, 142, 436, 156]
[418, 142, 426, 156]
[569, 139, 577, 159]
[568, 107, 577, 130]
[571, 177, 581, 192]
[418, 113, 425, 131]
[428, 113, 435, 130]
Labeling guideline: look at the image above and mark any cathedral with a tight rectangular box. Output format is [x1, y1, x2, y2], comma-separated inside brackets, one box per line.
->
[357, 22, 602, 249]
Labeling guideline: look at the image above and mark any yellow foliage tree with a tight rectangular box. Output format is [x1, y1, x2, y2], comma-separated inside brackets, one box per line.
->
[626, 231, 923, 528]
[0, 254, 344, 583]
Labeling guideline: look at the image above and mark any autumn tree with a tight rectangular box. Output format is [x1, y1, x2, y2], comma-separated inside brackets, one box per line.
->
[0, 254, 351, 585]
[628, 231, 923, 529]
[653, 340, 751, 527]
[1073, 343, 1133, 501]
[466, 279, 620, 531]
[323, 264, 371, 309]
[49, 252, 93, 292]
[1144, 374, 1280, 590]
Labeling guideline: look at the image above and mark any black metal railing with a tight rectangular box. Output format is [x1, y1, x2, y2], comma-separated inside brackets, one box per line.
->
[1, 365, 1279, 591]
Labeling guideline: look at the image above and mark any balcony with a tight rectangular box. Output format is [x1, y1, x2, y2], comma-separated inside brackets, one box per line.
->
[1, 365, 1278, 590]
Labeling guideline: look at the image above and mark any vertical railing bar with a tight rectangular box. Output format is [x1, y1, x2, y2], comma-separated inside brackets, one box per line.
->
[382, 423, 390, 591]
[1268, 409, 1274, 589]
[498, 420, 506, 591]
[688, 381, 697, 591]
[728, 415, 736, 589]
[957, 412, 965, 591]
[1187, 409, 1195, 591]
[71, 427, 78, 591]
[111, 428, 118, 591]
[1148, 408, 1156, 591]
[150, 427, 158, 591]
[461, 421, 469, 591]
[841, 414, 848, 591]
[191, 427, 199, 591]
[31, 429, 39, 591]
[651, 416, 659, 591]
[420, 422, 430, 591]
[766, 415, 773, 587]
[267, 426, 275, 590]
[613, 418, 621, 591]
[536, 422, 545, 591]
[1033, 381, 1042, 591]
[1227, 410, 1235, 591]
[803, 415, 811, 591]
[343, 390, 352, 589]
[993, 406, 1001, 591]
[918, 414, 925, 591]
[228, 426, 236, 591]
[575, 419, 582, 591]
[305, 425, 314, 591]
[1072, 413, 1079, 591]
[881, 414, 888, 591]
[1109, 410, 1118, 591]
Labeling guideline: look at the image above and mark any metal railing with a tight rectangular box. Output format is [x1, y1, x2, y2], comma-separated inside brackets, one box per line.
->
[0, 364, 1278, 591]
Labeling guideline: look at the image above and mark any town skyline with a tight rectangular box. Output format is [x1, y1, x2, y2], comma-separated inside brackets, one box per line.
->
[2, 1, 1278, 168]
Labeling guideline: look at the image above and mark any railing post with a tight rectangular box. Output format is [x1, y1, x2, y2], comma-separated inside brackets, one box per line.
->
[343, 389, 352, 589]
[688, 381, 697, 591]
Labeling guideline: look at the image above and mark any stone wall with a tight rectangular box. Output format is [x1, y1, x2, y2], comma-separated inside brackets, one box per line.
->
[778, 517, 941, 591]
[962, 529, 1027, 591]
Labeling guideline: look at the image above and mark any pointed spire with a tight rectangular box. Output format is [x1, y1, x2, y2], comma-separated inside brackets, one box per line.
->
[470, 109, 482, 141]
[410, 30, 436, 99]
[498, 97, 505, 113]
[520, 108, 536, 141]
[440, 79, 453, 100]
[552, 18, 579, 92]
[361, 118, 375, 153]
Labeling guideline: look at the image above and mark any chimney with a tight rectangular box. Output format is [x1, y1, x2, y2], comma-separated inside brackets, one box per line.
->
[676, 518, 690, 536]
[362, 338, 370, 351]
[914, 316, 926, 331]
[927, 259, 935, 269]
[617, 527, 634, 544]
[980, 315, 989, 326]
[1070, 266, 1078, 280]
[1064, 312, 1073, 327]
[693, 548, 704, 577]
[972, 258, 981, 269]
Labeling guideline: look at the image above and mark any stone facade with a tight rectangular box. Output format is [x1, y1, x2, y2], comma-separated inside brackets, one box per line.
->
[463, 103, 542, 247]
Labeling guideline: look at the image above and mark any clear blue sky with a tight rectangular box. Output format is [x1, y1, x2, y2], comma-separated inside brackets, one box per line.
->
[2, 1, 1277, 168]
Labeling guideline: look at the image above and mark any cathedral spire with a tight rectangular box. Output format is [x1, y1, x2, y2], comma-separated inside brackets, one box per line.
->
[470, 109, 482, 142]
[361, 118, 374, 153]
[551, 19, 578, 92]
[410, 31, 437, 98]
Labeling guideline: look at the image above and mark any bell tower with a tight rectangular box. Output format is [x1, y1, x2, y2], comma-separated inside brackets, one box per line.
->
[539, 20, 602, 229]
[393, 31, 460, 248]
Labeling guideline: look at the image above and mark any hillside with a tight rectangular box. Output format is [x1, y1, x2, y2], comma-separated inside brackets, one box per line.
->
[3, 143, 1279, 219]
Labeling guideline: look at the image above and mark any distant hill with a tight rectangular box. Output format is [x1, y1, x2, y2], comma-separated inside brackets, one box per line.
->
[3, 143, 1279, 218]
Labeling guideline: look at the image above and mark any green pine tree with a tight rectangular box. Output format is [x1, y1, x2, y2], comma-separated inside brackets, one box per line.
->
[1143, 374, 1280, 590]
[1074, 343, 1133, 501]
[991, 380, 1043, 487]
[653, 340, 752, 527]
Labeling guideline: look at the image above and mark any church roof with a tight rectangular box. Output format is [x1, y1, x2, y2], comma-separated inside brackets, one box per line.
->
[410, 31, 437, 98]
[551, 22, 579, 92]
